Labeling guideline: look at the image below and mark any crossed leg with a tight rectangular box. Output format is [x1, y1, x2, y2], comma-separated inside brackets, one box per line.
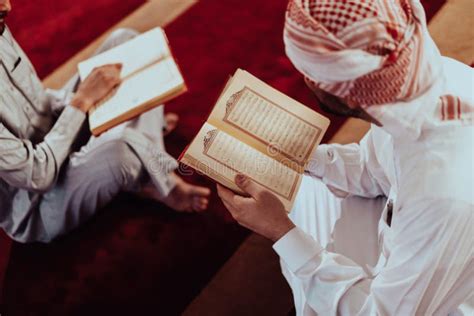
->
[38, 28, 209, 241]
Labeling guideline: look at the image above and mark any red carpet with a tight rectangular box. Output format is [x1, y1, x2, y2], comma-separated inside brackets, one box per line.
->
[1, 0, 446, 315]
[6, 0, 146, 79]
[0, 232, 10, 304]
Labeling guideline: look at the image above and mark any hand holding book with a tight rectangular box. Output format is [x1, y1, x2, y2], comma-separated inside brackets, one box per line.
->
[77, 27, 187, 135]
[217, 174, 296, 242]
[180, 69, 330, 212]
[71, 63, 123, 113]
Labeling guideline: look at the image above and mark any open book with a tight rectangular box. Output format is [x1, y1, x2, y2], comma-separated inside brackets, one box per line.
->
[78, 27, 187, 136]
[179, 69, 330, 212]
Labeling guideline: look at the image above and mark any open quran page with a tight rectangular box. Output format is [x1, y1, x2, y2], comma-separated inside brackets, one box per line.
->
[180, 122, 302, 211]
[208, 69, 329, 172]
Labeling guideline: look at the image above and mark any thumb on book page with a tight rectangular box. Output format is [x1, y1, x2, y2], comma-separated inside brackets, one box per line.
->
[235, 174, 262, 199]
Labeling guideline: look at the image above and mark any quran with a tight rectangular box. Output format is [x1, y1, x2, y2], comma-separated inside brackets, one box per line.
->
[78, 27, 187, 136]
[179, 69, 330, 211]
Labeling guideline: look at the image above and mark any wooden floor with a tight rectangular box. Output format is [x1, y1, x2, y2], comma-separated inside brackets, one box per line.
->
[40, 0, 473, 314]
[429, 0, 474, 65]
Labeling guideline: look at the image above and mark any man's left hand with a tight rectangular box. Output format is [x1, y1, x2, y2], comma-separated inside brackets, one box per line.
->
[217, 174, 295, 242]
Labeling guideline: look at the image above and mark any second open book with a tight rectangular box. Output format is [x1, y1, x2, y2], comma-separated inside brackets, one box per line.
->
[78, 27, 186, 136]
[180, 69, 330, 212]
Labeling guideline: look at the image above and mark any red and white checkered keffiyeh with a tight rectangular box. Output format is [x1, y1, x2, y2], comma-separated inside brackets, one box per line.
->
[284, 0, 434, 108]
[284, 0, 473, 125]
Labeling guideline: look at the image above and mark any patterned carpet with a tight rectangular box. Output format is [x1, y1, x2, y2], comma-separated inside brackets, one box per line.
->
[0, 0, 447, 315]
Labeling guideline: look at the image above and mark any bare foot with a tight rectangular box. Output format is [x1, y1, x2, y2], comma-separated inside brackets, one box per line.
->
[140, 173, 211, 213]
[163, 113, 179, 136]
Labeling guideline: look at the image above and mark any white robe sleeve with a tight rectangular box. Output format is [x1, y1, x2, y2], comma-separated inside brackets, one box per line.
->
[44, 88, 75, 116]
[0, 106, 86, 192]
[306, 130, 385, 198]
[274, 198, 473, 315]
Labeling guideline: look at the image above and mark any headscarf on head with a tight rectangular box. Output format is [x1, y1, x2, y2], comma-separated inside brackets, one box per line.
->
[284, 0, 473, 132]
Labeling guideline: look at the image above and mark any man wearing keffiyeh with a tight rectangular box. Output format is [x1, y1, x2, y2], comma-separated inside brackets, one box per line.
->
[217, 0, 473, 314]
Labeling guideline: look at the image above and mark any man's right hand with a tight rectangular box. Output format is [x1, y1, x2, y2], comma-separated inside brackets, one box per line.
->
[71, 63, 123, 113]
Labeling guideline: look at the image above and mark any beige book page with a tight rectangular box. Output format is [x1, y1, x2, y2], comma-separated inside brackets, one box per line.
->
[208, 69, 330, 172]
[78, 27, 170, 80]
[88, 58, 184, 130]
[180, 122, 302, 211]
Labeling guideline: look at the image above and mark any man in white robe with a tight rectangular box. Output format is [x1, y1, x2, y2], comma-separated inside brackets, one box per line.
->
[217, 0, 473, 314]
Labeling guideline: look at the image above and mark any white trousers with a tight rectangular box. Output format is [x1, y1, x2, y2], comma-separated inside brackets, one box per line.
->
[282, 175, 386, 316]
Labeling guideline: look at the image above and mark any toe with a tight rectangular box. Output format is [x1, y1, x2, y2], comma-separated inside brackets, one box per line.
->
[166, 112, 179, 121]
[190, 186, 211, 197]
[165, 113, 179, 127]
[163, 113, 179, 136]
[193, 197, 208, 212]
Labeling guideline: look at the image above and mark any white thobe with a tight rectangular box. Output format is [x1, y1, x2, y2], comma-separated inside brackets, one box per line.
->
[274, 57, 474, 315]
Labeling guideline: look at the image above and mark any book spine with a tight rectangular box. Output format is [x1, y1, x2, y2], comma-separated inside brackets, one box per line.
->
[178, 144, 190, 161]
